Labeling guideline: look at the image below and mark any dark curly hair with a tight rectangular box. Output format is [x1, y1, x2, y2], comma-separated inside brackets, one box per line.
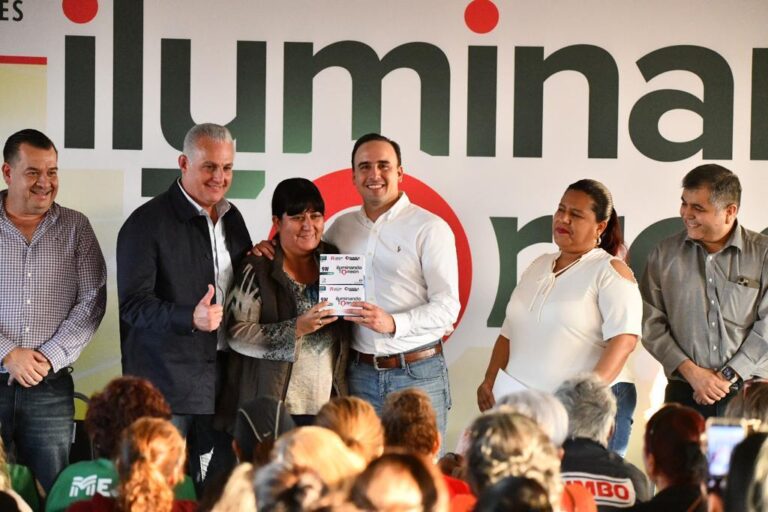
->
[381, 388, 438, 456]
[85, 376, 172, 458]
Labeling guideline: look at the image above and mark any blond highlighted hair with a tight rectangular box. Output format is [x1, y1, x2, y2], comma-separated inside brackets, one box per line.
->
[0, 436, 10, 491]
[212, 463, 256, 512]
[116, 418, 186, 512]
[273, 426, 366, 489]
[466, 411, 563, 509]
[315, 396, 384, 463]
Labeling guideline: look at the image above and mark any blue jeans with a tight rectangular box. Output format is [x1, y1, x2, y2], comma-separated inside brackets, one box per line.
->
[0, 369, 74, 492]
[607, 382, 636, 457]
[347, 345, 451, 442]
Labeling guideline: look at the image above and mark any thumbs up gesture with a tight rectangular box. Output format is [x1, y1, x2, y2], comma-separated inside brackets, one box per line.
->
[193, 284, 223, 332]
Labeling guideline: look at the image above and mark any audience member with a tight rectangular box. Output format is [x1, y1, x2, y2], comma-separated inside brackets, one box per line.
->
[494, 388, 596, 511]
[381, 388, 472, 499]
[466, 411, 563, 508]
[254, 461, 336, 512]
[437, 451, 465, 480]
[67, 417, 195, 512]
[724, 389, 748, 419]
[495, 389, 570, 448]
[726, 381, 768, 425]
[47, 376, 195, 512]
[200, 401, 292, 512]
[315, 396, 384, 463]
[747, 434, 768, 512]
[473, 476, 553, 512]
[233, 397, 296, 468]
[456, 388, 579, 462]
[210, 463, 256, 512]
[381, 388, 440, 457]
[198, 397, 296, 511]
[631, 404, 707, 511]
[272, 426, 365, 490]
[723, 432, 767, 512]
[87, 377, 173, 455]
[555, 374, 651, 510]
[0, 437, 32, 512]
[348, 451, 448, 512]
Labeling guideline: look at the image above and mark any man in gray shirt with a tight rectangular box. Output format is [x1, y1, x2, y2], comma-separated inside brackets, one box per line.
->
[641, 164, 768, 417]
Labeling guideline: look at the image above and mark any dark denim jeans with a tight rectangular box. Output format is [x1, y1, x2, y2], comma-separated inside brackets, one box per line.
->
[608, 382, 637, 457]
[171, 413, 235, 496]
[0, 369, 74, 492]
[347, 344, 451, 442]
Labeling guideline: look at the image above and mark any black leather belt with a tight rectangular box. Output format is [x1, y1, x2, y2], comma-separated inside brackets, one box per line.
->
[353, 343, 442, 370]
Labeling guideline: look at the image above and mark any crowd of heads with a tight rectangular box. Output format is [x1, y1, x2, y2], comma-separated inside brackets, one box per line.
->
[10, 373, 768, 511]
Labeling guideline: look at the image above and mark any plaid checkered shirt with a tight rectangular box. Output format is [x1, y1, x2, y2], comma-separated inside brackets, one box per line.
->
[0, 191, 107, 372]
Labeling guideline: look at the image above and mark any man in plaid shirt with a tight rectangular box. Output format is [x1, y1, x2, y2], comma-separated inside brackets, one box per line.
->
[0, 129, 107, 491]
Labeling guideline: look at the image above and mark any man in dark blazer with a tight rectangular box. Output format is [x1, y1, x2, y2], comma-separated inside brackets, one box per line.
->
[117, 123, 252, 490]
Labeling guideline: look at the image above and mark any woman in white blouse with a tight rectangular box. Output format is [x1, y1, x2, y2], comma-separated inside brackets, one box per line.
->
[477, 179, 642, 455]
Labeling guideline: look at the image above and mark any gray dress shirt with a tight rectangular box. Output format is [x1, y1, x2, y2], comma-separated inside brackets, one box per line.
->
[641, 223, 768, 380]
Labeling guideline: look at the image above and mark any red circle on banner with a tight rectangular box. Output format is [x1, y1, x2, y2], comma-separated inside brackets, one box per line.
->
[303, 169, 472, 337]
[464, 0, 499, 34]
[62, 0, 98, 24]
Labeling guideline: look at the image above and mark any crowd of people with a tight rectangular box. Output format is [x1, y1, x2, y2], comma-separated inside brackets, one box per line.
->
[2, 122, 768, 511]
[3, 374, 768, 510]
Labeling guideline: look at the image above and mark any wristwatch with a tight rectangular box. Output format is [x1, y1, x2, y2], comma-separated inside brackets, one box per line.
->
[719, 366, 742, 390]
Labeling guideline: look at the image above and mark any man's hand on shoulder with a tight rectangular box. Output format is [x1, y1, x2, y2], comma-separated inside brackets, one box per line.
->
[344, 301, 396, 334]
[677, 360, 732, 405]
[250, 239, 276, 260]
[4, 348, 51, 387]
[193, 284, 223, 332]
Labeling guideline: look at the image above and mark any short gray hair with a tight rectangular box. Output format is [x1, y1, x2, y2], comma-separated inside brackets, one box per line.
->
[554, 373, 616, 446]
[182, 123, 234, 156]
[494, 390, 569, 447]
[682, 164, 741, 209]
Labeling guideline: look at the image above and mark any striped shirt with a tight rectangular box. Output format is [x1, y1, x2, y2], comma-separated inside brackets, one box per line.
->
[0, 190, 107, 372]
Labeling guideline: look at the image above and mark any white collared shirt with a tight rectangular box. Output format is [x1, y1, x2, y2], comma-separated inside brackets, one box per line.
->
[324, 193, 460, 355]
[178, 180, 233, 349]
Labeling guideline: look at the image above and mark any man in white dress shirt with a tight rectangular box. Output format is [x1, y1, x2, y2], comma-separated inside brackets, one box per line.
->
[324, 133, 460, 438]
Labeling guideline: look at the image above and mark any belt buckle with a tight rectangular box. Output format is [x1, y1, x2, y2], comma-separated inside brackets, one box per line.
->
[373, 355, 383, 371]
